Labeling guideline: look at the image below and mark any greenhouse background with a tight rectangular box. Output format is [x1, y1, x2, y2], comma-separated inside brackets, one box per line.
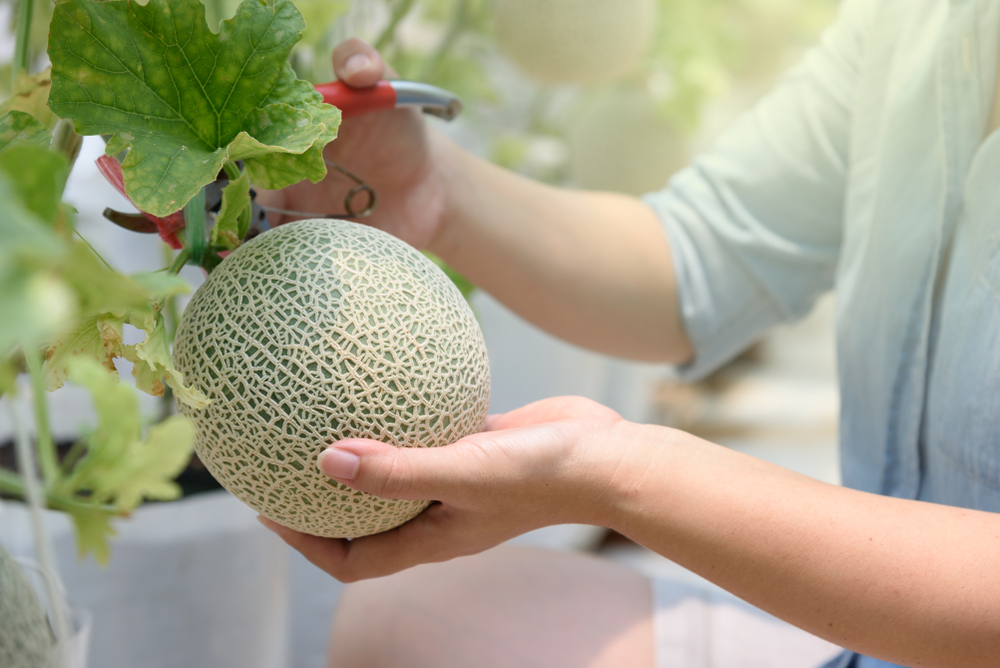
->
[0, 0, 841, 666]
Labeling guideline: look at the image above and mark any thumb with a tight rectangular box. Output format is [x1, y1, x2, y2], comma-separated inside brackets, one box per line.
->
[331, 38, 395, 87]
[318, 439, 480, 502]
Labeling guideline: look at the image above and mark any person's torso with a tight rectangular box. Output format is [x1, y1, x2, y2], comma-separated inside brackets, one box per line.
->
[836, 0, 1000, 515]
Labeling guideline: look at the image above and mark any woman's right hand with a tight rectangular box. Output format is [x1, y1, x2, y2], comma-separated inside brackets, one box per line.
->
[256, 39, 450, 250]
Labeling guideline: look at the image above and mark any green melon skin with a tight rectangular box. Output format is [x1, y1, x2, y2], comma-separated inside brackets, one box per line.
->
[172, 220, 491, 538]
[0, 545, 56, 668]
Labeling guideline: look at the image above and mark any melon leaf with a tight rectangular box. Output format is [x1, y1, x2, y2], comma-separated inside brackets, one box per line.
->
[42, 311, 126, 391]
[124, 312, 210, 409]
[212, 168, 251, 250]
[0, 172, 76, 357]
[41, 245, 201, 406]
[66, 505, 117, 564]
[0, 357, 16, 398]
[0, 145, 70, 225]
[63, 356, 196, 513]
[0, 68, 59, 131]
[0, 110, 51, 152]
[47, 0, 341, 218]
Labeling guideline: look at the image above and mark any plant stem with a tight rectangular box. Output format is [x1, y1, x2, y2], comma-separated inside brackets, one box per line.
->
[184, 188, 207, 267]
[8, 396, 71, 668]
[161, 244, 182, 344]
[168, 248, 190, 275]
[50, 119, 84, 170]
[0, 467, 118, 518]
[0, 467, 26, 496]
[374, 0, 417, 52]
[22, 345, 57, 487]
[57, 438, 87, 477]
[222, 161, 241, 181]
[12, 0, 34, 86]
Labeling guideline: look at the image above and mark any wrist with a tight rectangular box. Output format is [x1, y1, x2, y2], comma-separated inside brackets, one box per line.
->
[590, 421, 686, 536]
[423, 130, 472, 259]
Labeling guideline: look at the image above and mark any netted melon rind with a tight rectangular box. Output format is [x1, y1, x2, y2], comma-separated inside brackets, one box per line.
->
[0, 545, 56, 668]
[172, 220, 490, 538]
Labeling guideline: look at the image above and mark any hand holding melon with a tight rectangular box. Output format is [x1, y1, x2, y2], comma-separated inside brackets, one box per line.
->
[259, 396, 626, 582]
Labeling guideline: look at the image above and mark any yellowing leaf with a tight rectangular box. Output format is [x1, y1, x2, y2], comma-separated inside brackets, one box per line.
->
[0, 69, 59, 131]
[63, 357, 195, 512]
[93, 417, 195, 511]
[0, 356, 17, 397]
[68, 506, 117, 565]
[124, 313, 210, 409]
[0, 110, 51, 153]
[42, 311, 126, 391]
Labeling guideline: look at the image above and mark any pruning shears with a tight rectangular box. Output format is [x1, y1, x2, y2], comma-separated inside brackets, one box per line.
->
[101, 80, 462, 238]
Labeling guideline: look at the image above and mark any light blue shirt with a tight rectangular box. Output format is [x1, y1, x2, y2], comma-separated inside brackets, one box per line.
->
[643, 0, 1000, 666]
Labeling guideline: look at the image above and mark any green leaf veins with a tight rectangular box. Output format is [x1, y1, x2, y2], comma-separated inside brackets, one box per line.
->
[48, 0, 341, 217]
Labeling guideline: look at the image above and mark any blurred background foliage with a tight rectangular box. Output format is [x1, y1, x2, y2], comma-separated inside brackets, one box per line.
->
[0, 0, 838, 197]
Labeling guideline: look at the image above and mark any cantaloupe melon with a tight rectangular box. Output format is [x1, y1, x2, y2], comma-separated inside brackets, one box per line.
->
[0, 545, 56, 668]
[493, 0, 659, 85]
[172, 220, 490, 538]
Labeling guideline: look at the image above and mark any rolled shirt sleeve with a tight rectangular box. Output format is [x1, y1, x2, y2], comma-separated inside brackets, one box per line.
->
[644, 0, 875, 381]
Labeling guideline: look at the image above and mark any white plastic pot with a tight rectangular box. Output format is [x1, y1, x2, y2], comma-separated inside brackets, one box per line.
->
[0, 492, 289, 668]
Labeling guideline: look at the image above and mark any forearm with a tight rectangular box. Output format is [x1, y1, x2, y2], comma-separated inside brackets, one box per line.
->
[427, 131, 692, 363]
[599, 422, 1000, 667]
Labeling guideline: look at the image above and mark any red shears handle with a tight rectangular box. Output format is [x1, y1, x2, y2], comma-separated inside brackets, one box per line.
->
[314, 80, 397, 118]
[314, 80, 463, 121]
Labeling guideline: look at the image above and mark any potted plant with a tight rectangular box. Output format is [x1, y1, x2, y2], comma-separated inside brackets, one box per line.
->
[0, 0, 346, 664]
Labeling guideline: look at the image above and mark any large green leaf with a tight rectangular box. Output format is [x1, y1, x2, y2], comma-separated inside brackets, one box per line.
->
[48, 0, 341, 217]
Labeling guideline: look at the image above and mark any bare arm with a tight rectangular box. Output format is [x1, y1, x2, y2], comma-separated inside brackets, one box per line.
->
[263, 397, 1000, 668]
[609, 422, 1000, 668]
[427, 134, 691, 362]
[261, 40, 692, 364]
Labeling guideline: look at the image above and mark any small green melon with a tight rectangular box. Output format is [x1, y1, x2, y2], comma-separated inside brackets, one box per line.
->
[0, 544, 56, 668]
[172, 220, 491, 538]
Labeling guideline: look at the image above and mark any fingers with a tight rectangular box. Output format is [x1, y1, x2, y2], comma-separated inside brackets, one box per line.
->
[258, 516, 351, 573]
[485, 396, 622, 432]
[332, 38, 397, 87]
[259, 506, 477, 582]
[318, 438, 490, 502]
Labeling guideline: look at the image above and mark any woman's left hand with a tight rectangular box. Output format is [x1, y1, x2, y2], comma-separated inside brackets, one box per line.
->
[258, 396, 629, 582]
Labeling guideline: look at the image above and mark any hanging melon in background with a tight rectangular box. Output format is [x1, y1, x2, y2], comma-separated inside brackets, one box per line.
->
[493, 0, 659, 85]
[0, 545, 56, 668]
[568, 88, 688, 195]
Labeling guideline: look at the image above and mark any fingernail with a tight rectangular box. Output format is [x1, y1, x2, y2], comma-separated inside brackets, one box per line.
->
[318, 447, 360, 480]
[343, 54, 371, 78]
